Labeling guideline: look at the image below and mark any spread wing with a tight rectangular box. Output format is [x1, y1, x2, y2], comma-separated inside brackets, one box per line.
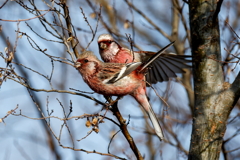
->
[145, 54, 191, 83]
[136, 42, 192, 84]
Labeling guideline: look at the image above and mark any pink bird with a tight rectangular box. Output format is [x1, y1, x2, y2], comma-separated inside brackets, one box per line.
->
[75, 44, 174, 140]
[98, 33, 191, 84]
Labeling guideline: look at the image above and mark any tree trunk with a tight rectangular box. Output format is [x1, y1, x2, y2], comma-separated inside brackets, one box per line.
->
[188, 0, 236, 159]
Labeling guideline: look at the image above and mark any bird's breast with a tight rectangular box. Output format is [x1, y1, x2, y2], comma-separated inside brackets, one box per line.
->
[84, 74, 142, 96]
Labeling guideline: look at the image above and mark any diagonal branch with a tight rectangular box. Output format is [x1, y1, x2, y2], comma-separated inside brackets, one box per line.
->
[62, 1, 79, 59]
[109, 99, 144, 160]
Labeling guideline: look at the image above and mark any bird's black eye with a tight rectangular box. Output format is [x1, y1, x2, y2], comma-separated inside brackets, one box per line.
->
[108, 40, 112, 44]
[84, 59, 89, 63]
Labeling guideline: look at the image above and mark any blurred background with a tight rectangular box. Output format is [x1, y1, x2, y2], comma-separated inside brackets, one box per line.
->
[0, 0, 240, 159]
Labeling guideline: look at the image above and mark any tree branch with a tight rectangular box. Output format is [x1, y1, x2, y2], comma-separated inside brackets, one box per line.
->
[109, 99, 144, 160]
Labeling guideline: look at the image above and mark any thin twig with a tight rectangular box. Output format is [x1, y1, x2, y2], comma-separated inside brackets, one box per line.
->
[0, 10, 51, 22]
[0, 105, 19, 124]
[125, 34, 135, 62]
[108, 130, 121, 153]
[0, 0, 9, 9]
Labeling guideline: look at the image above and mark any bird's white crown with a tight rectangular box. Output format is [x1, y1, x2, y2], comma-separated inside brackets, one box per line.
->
[98, 34, 114, 42]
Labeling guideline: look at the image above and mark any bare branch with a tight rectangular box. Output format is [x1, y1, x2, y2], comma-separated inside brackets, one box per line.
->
[0, 10, 51, 22]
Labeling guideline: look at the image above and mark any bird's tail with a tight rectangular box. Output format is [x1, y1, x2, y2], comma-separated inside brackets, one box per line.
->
[146, 104, 164, 140]
[133, 91, 164, 140]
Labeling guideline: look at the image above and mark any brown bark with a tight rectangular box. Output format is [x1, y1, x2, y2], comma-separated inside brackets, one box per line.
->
[188, 0, 240, 159]
[110, 101, 144, 160]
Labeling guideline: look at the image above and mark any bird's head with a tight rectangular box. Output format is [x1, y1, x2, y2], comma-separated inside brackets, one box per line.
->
[97, 34, 121, 61]
[75, 51, 100, 75]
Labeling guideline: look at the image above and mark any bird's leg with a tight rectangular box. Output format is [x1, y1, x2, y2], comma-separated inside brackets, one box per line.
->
[104, 96, 123, 108]
[111, 96, 123, 107]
